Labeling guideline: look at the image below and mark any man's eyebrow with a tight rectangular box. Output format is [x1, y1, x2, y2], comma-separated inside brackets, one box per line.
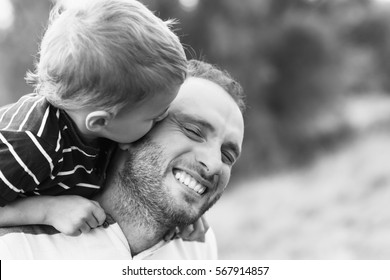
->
[174, 112, 215, 132]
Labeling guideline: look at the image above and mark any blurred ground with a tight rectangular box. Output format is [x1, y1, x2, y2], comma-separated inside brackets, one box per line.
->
[208, 95, 390, 260]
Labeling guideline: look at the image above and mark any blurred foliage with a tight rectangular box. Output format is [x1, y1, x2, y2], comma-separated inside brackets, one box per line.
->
[1, 0, 390, 182]
[0, 0, 50, 104]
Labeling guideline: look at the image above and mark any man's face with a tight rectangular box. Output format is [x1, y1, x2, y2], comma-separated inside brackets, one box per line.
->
[119, 77, 244, 226]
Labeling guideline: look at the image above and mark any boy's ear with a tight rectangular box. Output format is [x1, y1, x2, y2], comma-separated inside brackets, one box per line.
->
[85, 111, 113, 132]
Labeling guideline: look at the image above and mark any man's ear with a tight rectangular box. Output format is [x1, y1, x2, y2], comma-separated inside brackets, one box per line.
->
[85, 111, 112, 132]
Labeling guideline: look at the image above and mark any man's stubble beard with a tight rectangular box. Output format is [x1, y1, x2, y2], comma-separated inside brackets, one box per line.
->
[113, 139, 219, 233]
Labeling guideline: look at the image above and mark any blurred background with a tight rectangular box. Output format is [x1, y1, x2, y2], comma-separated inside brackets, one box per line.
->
[2, 0, 390, 259]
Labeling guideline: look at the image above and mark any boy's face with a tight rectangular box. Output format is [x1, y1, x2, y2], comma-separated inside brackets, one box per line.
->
[104, 87, 179, 144]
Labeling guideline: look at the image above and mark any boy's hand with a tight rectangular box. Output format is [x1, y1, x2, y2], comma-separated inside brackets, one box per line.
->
[44, 195, 106, 236]
[180, 216, 209, 242]
[164, 216, 209, 242]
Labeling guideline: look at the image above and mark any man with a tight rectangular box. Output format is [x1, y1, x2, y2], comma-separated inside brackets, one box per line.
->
[0, 60, 245, 259]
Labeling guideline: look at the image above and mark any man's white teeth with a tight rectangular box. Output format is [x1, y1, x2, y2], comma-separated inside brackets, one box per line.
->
[174, 170, 206, 195]
[194, 184, 202, 192]
[175, 172, 180, 180]
[189, 180, 196, 188]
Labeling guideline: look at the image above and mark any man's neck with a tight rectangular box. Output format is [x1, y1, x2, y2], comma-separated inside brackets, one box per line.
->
[94, 190, 172, 256]
[113, 214, 168, 256]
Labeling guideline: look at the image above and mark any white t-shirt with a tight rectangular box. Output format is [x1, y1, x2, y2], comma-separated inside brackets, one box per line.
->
[0, 222, 218, 260]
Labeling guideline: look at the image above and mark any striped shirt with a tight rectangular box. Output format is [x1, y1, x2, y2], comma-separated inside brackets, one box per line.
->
[0, 93, 116, 206]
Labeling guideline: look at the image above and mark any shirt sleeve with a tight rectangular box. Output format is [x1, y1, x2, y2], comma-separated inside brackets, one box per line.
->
[0, 130, 61, 206]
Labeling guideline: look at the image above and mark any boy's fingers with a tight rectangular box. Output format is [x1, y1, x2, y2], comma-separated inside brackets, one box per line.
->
[201, 215, 209, 233]
[91, 202, 106, 225]
[179, 224, 194, 239]
[78, 222, 91, 234]
[163, 227, 177, 241]
[180, 218, 208, 242]
[86, 217, 99, 229]
[66, 229, 82, 237]
[189, 220, 206, 242]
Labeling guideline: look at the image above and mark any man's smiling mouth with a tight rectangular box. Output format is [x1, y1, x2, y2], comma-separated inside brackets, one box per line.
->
[173, 169, 207, 195]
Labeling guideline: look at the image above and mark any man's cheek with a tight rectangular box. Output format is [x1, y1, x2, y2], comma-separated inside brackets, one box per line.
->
[220, 172, 231, 192]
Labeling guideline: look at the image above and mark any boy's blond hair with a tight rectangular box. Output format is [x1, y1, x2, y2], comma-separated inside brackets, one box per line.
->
[26, 0, 187, 114]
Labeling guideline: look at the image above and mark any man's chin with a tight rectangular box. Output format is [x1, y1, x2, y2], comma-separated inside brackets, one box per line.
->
[168, 203, 203, 226]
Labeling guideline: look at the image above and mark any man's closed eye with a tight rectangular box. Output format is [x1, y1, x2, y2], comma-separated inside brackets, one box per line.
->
[184, 126, 203, 141]
[222, 151, 235, 166]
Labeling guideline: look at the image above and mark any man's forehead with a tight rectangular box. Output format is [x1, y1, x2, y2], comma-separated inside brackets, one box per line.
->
[173, 77, 225, 103]
[170, 77, 244, 147]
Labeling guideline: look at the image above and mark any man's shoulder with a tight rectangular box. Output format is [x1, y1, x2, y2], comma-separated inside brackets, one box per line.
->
[0, 223, 131, 260]
[0, 224, 61, 260]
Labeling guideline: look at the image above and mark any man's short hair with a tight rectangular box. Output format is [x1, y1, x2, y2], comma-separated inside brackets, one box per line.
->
[26, 0, 187, 113]
[187, 59, 246, 114]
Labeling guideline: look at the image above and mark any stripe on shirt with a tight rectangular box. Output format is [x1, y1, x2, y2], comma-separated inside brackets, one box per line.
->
[26, 131, 54, 172]
[76, 183, 100, 189]
[0, 132, 40, 185]
[0, 95, 31, 122]
[0, 104, 15, 122]
[55, 131, 62, 152]
[2, 96, 34, 130]
[0, 171, 23, 193]
[55, 110, 61, 152]
[57, 165, 94, 176]
[18, 97, 45, 131]
[37, 106, 50, 137]
[63, 146, 97, 157]
[0, 101, 21, 124]
[58, 182, 70, 189]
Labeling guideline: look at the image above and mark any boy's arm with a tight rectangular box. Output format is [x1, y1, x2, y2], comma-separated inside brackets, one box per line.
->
[0, 130, 60, 204]
[0, 195, 106, 236]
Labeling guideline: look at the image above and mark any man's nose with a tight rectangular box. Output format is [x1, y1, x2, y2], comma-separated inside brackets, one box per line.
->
[195, 145, 223, 177]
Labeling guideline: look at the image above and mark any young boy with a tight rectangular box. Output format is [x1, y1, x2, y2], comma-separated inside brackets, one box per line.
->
[0, 0, 190, 236]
